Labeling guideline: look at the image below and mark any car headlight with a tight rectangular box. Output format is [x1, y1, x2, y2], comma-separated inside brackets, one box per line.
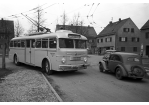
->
[61, 57, 66, 64]
[84, 57, 87, 62]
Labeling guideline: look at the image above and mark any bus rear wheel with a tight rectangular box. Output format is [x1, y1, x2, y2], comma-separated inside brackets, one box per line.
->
[43, 60, 53, 75]
[14, 55, 20, 66]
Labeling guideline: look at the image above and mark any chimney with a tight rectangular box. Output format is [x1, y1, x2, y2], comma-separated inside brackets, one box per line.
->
[119, 18, 121, 22]
[109, 21, 112, 24]
[88, 25, 90, 27]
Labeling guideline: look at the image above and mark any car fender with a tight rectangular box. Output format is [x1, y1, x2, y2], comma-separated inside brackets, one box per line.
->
[99, 61, 108, 70]
[115, 65, 128, 77]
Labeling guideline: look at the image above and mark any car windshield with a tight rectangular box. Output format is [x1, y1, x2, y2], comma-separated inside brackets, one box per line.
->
[59, 38, 87, 49]
[127, 57, 140, 62]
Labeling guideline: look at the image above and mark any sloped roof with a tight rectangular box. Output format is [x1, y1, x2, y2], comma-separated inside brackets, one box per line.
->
[140, 20, 149, 30]
[56, 25, 97, 38]
[97, 18, 130, 37]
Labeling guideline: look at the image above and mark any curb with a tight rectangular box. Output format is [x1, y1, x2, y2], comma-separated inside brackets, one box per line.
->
[41, 74, 63, 102]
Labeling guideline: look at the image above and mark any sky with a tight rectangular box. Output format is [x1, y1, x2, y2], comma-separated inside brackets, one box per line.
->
[0, 0, 149, 35]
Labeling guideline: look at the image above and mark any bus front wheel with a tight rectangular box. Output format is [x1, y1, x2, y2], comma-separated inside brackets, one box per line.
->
[43, 60, 53, 75]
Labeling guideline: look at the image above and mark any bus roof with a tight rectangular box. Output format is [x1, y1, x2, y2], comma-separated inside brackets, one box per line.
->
[11, 30, 87, 40]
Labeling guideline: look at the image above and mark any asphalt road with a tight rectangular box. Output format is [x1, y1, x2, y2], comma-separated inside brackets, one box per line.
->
[45, 55, 149, 102]
[1, 56, 149, 102]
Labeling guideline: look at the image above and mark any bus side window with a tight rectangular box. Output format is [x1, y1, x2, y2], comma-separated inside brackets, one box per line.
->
[42, 39, 48, 48]
[18, 40, 21, 47]
[49, 38, 56, 48]
[14, 41, 17, 47]
[26, 40, 30, 48]
[21, 40, 25, 48]
[10, 41, 13, 47]
[31, 39, 35, 48]
[36, 39, 41, 48]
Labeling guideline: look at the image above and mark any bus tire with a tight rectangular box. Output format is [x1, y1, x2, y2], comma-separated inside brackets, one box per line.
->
[14, 55, 20, 66]
[43, 60, 53, 75]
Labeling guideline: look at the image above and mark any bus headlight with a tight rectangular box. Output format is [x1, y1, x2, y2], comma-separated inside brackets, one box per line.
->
[84, 57, 87, 62]
[61, 57, 66, 64]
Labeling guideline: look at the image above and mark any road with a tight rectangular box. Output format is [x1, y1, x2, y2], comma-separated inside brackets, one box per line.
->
[45, 55, 149, 102]
[1, 55, 149, 102]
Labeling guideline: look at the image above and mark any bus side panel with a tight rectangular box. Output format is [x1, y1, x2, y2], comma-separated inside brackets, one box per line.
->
[48, 49, 58, 71]
[9, 48, 15, 61]
[34, 49, 47, 67]
[17, 48, 25, 63]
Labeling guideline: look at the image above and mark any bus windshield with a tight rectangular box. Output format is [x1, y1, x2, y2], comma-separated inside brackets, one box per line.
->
[59, 38, 87, 49]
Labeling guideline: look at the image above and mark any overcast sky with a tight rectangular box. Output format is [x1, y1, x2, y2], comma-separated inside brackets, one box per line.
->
[0, 0, 149, 34]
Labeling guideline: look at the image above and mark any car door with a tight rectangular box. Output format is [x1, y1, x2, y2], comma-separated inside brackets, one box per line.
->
[108, 54, 121, 72]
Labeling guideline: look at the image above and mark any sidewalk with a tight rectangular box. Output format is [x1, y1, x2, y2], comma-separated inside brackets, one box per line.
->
[0, 64, 60, 102]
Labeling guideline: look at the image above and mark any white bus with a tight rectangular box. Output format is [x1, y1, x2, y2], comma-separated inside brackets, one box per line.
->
[9, 30, 89, 74]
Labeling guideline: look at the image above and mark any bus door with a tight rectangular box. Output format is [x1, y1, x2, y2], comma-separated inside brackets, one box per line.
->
[26, 40, 31, 63]
[31, 39, 35, 64]
[25, 39, 35, 64]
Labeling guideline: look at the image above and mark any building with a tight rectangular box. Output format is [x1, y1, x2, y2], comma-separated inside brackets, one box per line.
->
[0, 19, 14, 54]
[97, 18, 141, 54]
[140, 20, 149, 57]
[56, 24, 97, 54]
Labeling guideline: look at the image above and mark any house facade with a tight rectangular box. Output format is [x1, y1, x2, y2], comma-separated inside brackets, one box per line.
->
[0, 19, 14, 54]
[140, 20, 149, 57]
[56, 24, 97, 54]
[97, 18, 141, 54]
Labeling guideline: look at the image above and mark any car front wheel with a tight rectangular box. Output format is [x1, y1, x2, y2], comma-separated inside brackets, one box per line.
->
[99, 63, 104, 72]
[115, 67, 123, 80]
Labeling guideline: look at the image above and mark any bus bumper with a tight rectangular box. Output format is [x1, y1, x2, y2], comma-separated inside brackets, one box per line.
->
[59, 64, 89, 71]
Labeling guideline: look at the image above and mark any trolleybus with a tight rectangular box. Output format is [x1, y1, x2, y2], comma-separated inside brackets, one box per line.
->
[9, 30, 89, 74]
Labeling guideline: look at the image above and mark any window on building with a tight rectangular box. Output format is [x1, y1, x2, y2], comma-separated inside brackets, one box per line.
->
[119, 37, 127, 42]
[132, 37, 139, 42]
[97, 39, 99, 43]
[121, 47, 125, 51]
[89, 39, 92, 43]
[101, 39, 103, 42]
[133, 47, 138, 52]
[146, 32, 149, 39]
[131, 28, 134, 33]
[105, 38, 107, 42]
[123, 28, 129, 32]
[99, 39, 103, 43]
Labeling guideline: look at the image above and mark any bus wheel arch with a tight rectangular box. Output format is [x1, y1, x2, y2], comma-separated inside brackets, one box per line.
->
[42, 58, 53, 75]
[14, 54, 20, 66]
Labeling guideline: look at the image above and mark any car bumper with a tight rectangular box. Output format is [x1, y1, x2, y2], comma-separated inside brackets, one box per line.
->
[59, 64, 89, 71]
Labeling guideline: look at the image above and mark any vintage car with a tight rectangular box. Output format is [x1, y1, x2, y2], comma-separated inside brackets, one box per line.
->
[99, 52, 148, 80]
[102, 50, 118, 61]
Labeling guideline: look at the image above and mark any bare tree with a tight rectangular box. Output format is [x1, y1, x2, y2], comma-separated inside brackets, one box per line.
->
[69, 13, 88, 35]
[14, 20, 24, 37]
[61, 11, 69, 29]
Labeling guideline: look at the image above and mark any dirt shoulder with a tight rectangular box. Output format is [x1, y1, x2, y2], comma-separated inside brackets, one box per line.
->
[0, 67, 59, 102]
